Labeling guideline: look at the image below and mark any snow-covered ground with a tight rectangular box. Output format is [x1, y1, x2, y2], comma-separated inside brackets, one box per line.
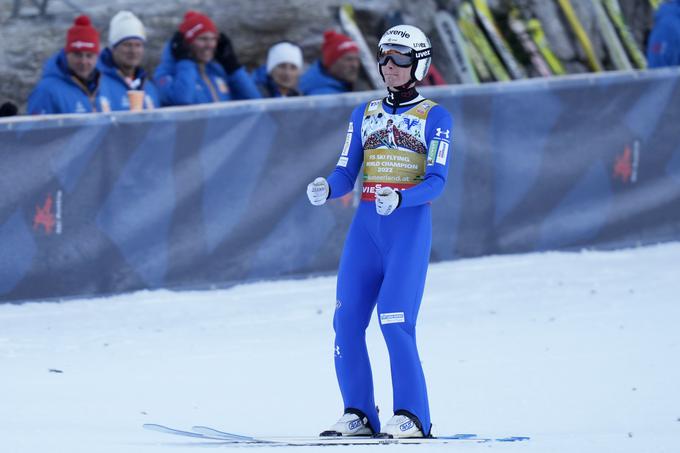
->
[1, 242, 679, 453]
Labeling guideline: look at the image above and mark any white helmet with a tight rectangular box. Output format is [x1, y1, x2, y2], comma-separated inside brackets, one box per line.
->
[377, 24, 432, 82]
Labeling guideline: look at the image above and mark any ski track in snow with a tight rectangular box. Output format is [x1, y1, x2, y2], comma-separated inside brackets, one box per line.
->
[1, 243, 679, 452]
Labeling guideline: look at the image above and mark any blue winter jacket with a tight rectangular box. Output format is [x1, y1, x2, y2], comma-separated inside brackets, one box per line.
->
[647, 0, 680, 68]
[299, 60, 352, 95]
[28, 50, 110, 115]
[97, 48, 160, 110]
[153, 41, 261, 106]
[251, 65, 300, 98]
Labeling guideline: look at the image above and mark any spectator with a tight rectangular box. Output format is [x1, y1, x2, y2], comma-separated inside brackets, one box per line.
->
[252, 41, 303, 97]
[28, 15, 109, 114]
[647, 0, 680, 68]
[299, 30, 360, 95]
[98, 11, 159, 110]
[154, 10, 261, 106]
[0, 101, 18, 117]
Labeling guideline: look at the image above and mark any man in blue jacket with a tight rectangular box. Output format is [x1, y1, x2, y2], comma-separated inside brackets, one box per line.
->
[98, 11, 159, 110]
[154, 10, 260, 106]
[28, 15, 110, 114]
[299, 30, 360, 95]
[647, 0, 680, 67]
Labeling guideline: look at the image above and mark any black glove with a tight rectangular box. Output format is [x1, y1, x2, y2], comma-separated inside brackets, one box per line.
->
[215, 32, 241, 74]
[170, 31, 191, 61]
[0, 101, 18, 117]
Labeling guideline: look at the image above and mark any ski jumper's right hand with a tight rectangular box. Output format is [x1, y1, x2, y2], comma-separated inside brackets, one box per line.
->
[307, 177, 330, 206]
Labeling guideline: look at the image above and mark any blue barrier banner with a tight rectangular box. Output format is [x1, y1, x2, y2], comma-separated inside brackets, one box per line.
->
[2, 68, 680, 302]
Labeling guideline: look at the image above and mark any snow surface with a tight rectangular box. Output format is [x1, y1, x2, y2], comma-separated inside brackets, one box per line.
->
[1, 242, 679, 453]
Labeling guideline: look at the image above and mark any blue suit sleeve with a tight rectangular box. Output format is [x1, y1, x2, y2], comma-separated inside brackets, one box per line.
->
[155, 60, 200, 105]
[647, 20, 680, 68]
[399, 105, 453, 208]
[327, 105, 365, 199]
[228, 67, 262, 100]
[27, 83, 56, 115]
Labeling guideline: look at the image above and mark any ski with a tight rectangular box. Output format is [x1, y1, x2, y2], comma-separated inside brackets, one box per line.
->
[557, 0, 604, 72]
[144, 423, 530, 446]
[507, 7, 553, 77]
[193, 425, 491, 446]
[602, 0, 647, 69]
[513, 0, 567, 76]
[142, 423, 239, 442]
[457, 2, 510, 81]
[590, 0, 633, 70]
[434, 10, 480, 84]
[463, 32, 494, 81]
[338, 3, 384, 89]
[471, 0, 527, 79]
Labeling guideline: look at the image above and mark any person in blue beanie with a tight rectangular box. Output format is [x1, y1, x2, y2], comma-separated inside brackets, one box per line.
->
[252, 41, 303, 98]
[28, 15, 110, 114]
[299, 30, 360, 95]
[647, 0, 680, 67]
[154, 10, 261, 106]
[98, 11, 159, 110]
[307, 25, 453, 439]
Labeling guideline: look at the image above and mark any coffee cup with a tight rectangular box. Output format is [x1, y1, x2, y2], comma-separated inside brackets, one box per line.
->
[127, 90, 145, 111]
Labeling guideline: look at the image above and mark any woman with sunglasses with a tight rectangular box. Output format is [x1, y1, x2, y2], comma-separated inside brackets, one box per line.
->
[307, 24, 453, 439]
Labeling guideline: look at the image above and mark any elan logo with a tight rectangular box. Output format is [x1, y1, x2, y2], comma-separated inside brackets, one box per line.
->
[400, 420, 414, 431]
[348, 420, 363, 431]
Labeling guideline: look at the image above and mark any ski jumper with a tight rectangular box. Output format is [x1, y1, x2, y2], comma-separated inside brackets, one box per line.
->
[326, 90, 453, 435]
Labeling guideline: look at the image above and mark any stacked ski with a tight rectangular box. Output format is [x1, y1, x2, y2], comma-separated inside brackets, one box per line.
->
[143, 423, 530, 446]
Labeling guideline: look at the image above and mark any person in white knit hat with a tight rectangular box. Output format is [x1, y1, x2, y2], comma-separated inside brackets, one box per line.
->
[98, 10, 159, 110]
[251, 41, 304, 97]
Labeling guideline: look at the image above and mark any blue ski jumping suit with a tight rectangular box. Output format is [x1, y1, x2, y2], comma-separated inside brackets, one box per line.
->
[325, 91, 453, 435]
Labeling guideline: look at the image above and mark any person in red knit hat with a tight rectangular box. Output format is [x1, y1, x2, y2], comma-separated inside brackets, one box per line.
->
[153, 10, 261, 106]
[28, 15, 112, 114]
[299, 30, 360, 95]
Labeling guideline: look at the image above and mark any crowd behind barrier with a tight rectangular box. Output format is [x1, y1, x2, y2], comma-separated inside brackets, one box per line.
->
[1, 68, 680, 303]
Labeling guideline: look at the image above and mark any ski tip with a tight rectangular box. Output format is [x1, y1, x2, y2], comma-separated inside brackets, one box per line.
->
[142, 423, 163, 430]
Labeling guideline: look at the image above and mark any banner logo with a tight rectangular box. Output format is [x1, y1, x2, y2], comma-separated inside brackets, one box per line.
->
[613, 141, 640, 184]
[33, 191, 62, 235]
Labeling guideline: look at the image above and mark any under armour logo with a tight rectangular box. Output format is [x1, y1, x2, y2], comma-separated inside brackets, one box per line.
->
[436, 128, 450, 139]
[335, 345, 341, 358]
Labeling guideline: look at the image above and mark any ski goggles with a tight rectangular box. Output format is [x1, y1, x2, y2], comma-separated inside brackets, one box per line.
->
[378, 44, 431, 67]
[377, 44, 417, 67]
